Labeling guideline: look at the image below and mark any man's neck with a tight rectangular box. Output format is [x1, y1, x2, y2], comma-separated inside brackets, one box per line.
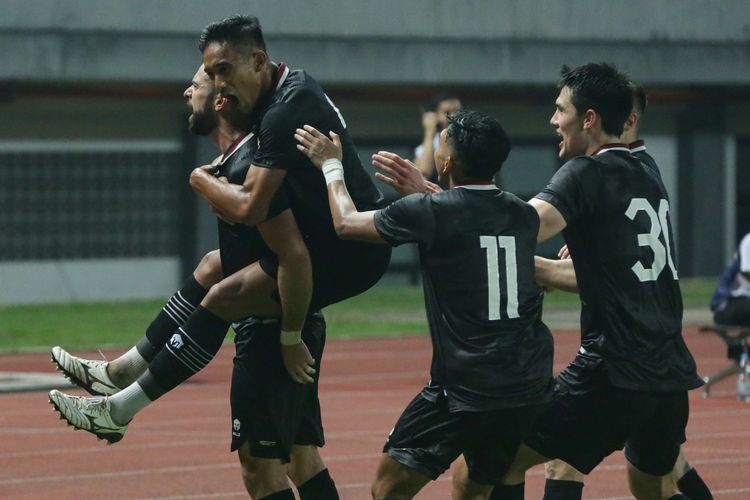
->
[585, 131, 623, 156]
[251, 63, 278, 118]
[449, 175, 495, 189]
[209, 122, 244, 152]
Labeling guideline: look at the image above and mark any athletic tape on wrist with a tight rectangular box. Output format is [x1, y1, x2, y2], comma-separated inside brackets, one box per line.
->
[322, 159, 344, 185]
[280, 330, 303, 346]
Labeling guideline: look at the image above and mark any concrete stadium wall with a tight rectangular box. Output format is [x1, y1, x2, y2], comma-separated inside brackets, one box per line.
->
[2, 0, 749, 85]
[0, 0, 746, 303]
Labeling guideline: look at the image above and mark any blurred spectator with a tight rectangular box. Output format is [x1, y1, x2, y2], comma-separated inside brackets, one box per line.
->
[711, 232, 750, 326]
[414, 92, 462, 182]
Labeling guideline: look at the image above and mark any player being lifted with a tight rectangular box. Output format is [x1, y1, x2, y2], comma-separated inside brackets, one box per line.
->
[49, 13, 395, 499]
[50, 14, 390, 439]
[295, 109, 554, 500]
[51, 63, 340, 499]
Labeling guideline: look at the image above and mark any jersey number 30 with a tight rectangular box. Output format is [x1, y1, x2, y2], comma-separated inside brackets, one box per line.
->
[480, 236, 519, 320]
[625, 198, 678, 282]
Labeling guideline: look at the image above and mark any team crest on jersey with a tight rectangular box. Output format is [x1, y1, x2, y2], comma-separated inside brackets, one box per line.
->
[169, 333, 184, 349]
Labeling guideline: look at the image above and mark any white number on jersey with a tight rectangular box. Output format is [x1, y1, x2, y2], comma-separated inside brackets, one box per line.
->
[324, 94, 347, 129]
[480, 235, 519, 320]
[625, 198, 678, 282]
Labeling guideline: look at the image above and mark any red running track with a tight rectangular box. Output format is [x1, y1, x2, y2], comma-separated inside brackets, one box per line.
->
[1, 326, 748, 499]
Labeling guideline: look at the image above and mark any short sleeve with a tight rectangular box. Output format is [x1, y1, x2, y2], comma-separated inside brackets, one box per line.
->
[373, 193, 436, 247]
[253, 102, 303, 170]
[534, 157, 599, 224]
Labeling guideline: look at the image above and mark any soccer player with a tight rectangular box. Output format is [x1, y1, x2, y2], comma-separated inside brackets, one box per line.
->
[539, 82, 713, 500]
[295, 110, 554, 500]
[51, 65, 339, 500]
[465, 63, 704, 500]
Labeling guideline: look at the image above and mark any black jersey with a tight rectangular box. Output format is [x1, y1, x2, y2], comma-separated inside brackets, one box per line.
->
[374, 185, 553, 412]
[215, 134, 288, 276]
[536, 144, 701, 392]
[251, 64, 386, 245]
[629, 140, 660, 175]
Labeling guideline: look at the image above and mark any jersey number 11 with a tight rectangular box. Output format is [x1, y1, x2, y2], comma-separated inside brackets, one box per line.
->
[480, 236, 520, 320]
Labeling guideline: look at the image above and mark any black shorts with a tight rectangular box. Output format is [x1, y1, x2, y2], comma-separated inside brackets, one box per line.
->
[229, 312, 326, 461]
[525, 351, 689, 476]
[260, 238, 391, 310]
[383, 393, 542, 486]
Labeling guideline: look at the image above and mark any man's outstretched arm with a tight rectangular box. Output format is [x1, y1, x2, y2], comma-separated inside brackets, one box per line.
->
[372, 151, 442, 197]
[295, 125, 385, 244]
[535, 256, 579, 293]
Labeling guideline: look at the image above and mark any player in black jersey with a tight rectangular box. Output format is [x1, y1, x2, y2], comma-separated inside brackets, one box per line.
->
[471, 63, 703, 500]
[194, 14, 390, 306]
[540, 82, 713, 500]
[295, 109, 554, 499]
[49, 65, 340, 500]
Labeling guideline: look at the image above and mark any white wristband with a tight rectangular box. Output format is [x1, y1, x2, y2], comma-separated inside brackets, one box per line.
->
[280, 330, 303, 346]
[322, 158, 344, 185]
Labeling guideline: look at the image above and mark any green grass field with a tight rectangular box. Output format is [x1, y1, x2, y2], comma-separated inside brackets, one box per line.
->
[0, 279, 715, 353]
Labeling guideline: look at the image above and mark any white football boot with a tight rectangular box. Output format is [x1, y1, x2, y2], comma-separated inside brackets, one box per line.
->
[48, 390, 128, 444]
[51, 346, 120, 397]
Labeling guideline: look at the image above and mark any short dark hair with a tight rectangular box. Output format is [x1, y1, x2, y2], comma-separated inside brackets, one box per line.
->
[445, 110, 511, 180]
[559, 63, 632, 136]
[428, 92, 461, 111]
[199, 15, 266, 54]
[630, 81, 648, 116]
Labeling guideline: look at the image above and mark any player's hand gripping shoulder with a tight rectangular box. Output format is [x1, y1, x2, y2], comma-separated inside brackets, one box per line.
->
[295, 125, 342, 168]
[281, 333, 316, 384]
[294, 124, 385, 244]
[372, 152, 441, 197]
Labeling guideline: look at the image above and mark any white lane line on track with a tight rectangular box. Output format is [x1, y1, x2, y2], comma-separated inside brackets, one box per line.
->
[0, 452, 383, 486]
[4, 449, 750, 487]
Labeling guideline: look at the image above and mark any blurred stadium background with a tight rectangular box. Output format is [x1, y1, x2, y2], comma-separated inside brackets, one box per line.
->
[0, 0, 747, 308]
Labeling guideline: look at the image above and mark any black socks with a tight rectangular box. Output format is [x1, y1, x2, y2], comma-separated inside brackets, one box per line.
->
[298, 468, 339, 500]
[543, 479, 583, 500]
[677, 467, 713, 500]
[138, 305, 229, 401]
[139, 275, 208, 362]
[489, 482, 525, 500]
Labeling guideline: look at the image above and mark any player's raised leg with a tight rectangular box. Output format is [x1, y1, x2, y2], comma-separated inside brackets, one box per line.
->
[50, 249, 223, 396]
[49, 258, 282, 440]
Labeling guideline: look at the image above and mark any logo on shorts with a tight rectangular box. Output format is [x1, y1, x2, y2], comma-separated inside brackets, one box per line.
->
[232, 418, 241, 436]
[259, 440, 277, 447]
[169, 333, 184, 349]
